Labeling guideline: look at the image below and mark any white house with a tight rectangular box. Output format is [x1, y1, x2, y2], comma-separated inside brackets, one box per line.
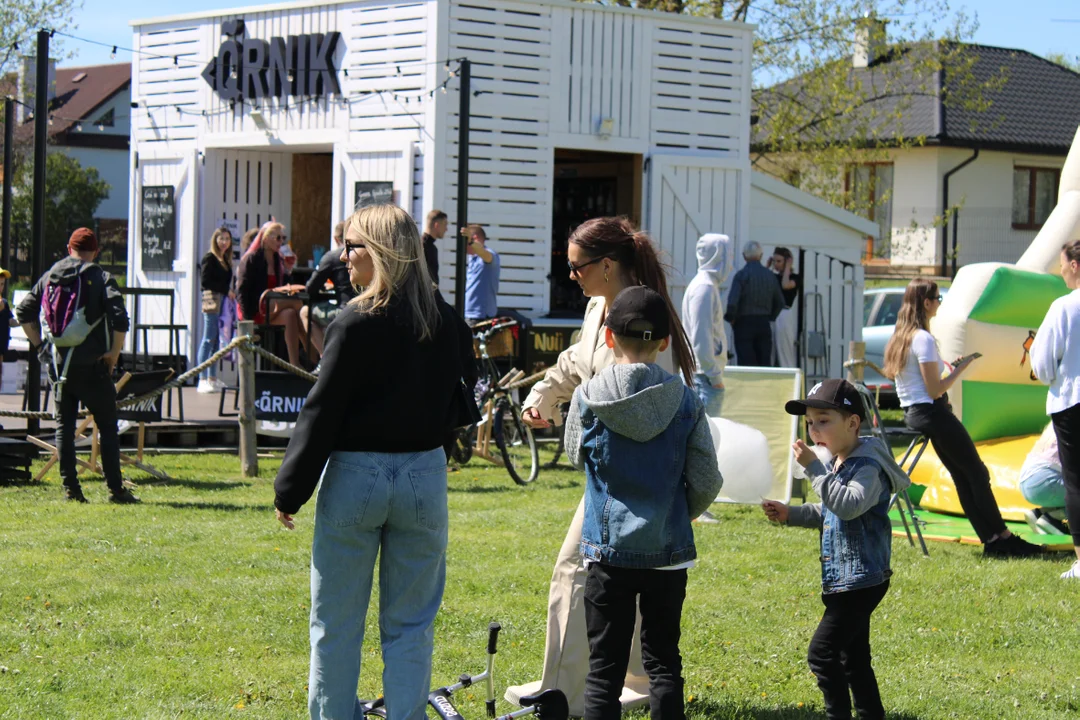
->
[756, 39, 1080, 274]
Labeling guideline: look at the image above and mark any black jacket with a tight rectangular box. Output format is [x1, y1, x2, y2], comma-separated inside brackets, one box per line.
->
[236, 250, 289, 320]
[423, 233, 439, 287]
[274, 297, 477, 514]
[200, 252, 233, 295]
[305, 249, 356, 304]
[17, 257, 130, 367]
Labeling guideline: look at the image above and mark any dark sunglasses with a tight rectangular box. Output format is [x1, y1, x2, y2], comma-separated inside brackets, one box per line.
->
[567, 255, 609, 274]
[344, 240, 366, 255]
[933, 294, 943, 302]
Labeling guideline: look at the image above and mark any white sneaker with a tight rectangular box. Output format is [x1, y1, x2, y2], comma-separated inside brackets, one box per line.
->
[1061, 560, 1080, 580]
[211, 378, 227, 390]
[196, 379, 216, 394]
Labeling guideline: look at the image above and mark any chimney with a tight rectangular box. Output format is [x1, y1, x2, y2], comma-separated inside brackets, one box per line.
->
[853, 16, 888, 69]
[16, 55, 57, 124]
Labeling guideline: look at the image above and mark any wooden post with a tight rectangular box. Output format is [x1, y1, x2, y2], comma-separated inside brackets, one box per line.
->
[238, 321, 258, 477]
[848, 341, 866, 384]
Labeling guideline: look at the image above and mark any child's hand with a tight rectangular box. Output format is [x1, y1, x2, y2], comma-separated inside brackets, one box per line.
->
[762, 500, 789, 524]
[792, 439, 818, 469]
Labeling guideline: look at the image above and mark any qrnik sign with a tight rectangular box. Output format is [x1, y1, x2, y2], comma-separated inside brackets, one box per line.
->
[202, 20, 342, 101]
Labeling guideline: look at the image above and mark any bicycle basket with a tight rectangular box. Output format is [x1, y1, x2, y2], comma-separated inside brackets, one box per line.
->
[474, 324, 517, 358]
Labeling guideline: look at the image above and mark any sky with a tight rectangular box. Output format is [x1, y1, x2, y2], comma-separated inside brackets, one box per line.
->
[57, 0, 1080, 69]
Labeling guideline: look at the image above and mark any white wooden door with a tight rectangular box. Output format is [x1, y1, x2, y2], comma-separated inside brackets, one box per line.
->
[644, 154, 748, 311]
[331, 142, 415, 225]
[130, 148, 200, 360]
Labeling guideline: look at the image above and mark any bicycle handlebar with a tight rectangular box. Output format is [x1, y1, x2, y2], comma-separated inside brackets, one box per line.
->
[473, 319, 519, 340]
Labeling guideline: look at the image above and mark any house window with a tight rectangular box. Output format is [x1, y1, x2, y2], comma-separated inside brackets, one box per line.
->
[93, 108, 115, 127]
[1012, 167, 1059, 229]
[846, 163, 893, 259]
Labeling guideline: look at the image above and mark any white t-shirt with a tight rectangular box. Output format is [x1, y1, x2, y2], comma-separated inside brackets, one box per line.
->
[896, 330, 943, 408]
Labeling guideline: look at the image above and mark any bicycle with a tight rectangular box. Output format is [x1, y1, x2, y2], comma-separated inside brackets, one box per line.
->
[451, 319, 540, 486]
[358, 623, 569, 720]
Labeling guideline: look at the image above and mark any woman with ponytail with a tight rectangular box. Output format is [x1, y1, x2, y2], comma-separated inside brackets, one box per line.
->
[510, 217, 696, 716]
[883, 278, 1039, 558]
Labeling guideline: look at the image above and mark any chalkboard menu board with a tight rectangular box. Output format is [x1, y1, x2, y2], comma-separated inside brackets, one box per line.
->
[353, 181, 393, 210]
[141, 185, 176, 271]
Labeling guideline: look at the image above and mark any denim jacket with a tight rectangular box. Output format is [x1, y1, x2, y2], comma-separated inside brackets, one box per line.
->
[787, 437, 910, 594]
[564, 363, 724, 569]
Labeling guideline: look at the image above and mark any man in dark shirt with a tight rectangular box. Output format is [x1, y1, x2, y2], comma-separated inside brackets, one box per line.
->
[302, 221, 356, 357]
[423, 209, 448, 289]
[724, 240, 785, 367]
[17, 228, 135, 504]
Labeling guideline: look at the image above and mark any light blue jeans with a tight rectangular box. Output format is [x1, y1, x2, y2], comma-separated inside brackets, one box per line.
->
[693, 373, 725, 417]
[309, 448, 448, 720]
[1019, 464, 1066, 509]
[197, 311, 220, 380]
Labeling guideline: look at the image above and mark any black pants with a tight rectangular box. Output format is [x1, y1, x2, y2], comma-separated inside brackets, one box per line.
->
[733, 316, 773, 367]
[808, 581, 890, 720]
[583, 563, 686, 720]
[57, 362, 123, 493]
[1051, 403, 1080, 546]
[904, 398, 1006, 543]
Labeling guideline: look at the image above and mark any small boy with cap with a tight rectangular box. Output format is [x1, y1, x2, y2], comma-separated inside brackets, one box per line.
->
[17, 228, 134, 504]
[762, 379, 910, 720]
[564, 285, 723, 720]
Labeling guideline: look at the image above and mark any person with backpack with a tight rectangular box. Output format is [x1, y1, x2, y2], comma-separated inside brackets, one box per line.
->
[16, 228, 135, 504]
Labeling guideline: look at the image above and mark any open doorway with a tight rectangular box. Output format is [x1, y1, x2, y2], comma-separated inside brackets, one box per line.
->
[550, 149, 642, 316]
[290, 153, 334, 266]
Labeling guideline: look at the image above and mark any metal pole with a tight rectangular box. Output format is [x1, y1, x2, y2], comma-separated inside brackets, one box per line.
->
[2, 97, 13, 272]
[237, 321, 258, 477]
[26, 30, 50, 436]
[454, 59, 471, 316]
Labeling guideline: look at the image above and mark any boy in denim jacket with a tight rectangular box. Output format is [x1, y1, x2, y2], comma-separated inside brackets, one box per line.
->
[762, 379, 910, 720]
[564, 286, 724, 720]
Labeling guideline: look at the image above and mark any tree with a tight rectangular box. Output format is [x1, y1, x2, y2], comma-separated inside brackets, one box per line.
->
[1046, 52, 1080, 73]
[0, 0, 80, 81]
[11, 152, 109, 266]
[580, 1, 1000, 259]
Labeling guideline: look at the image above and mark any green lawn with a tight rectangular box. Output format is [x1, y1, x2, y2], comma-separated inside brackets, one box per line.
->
[1, 452, 1077, 719]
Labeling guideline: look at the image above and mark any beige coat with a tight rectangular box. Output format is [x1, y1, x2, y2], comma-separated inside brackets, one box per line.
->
[523, 297, 613, 425]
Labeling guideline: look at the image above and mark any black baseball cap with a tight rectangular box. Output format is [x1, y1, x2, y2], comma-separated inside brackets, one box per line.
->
[604, 286, 670, 341]
[785, 378, 865, 419]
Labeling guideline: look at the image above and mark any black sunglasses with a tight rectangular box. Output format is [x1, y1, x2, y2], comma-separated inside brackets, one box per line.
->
[567, 255, 609, 274]
[344, 240, 366, 255]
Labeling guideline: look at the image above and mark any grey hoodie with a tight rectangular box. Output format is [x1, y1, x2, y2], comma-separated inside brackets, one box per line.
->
[787, 436, 912, 528]
[565, 362, 723, 519]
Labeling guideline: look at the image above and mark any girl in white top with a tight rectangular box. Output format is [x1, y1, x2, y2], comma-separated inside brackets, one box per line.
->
[883, 278, 1040, 558]
[1030, 239, 1080, 578]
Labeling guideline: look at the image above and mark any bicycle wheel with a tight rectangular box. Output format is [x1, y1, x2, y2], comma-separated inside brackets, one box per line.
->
[494, 400, 539, 485]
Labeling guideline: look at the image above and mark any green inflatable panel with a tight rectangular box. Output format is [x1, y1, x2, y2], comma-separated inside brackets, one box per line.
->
[961, 381, 1054, 442]
[967, 266, 1068, 328]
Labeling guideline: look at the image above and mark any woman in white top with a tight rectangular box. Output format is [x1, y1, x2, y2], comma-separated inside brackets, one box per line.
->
[1030, 239, 1080, 579]
[883, 278, 1040, 558]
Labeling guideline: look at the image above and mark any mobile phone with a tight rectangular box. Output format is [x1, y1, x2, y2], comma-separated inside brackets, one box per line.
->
[956, 352, 982, 366]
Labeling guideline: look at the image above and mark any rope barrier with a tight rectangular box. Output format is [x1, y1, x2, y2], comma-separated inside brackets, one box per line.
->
[505, 369, 547, 391]
[115, 335, 254, 409]
[250, 346, 319, 383]
[843, 357, 888, 378]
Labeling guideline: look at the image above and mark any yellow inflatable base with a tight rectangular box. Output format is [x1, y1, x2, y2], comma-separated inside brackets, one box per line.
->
[907, 434, 1041, 523]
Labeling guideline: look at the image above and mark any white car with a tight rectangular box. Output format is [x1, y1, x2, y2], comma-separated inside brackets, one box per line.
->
[862, 286, 947, 408]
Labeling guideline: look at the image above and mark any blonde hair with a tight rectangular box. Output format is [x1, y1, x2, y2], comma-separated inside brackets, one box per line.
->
[346, 204, 440, 340]
[210, 228, 233, 270]
[882, 278, 939, 380]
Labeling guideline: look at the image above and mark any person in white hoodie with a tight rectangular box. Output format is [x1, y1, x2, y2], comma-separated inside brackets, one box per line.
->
[681, 233, 732, 416]
[1030, 238, 1080, 579]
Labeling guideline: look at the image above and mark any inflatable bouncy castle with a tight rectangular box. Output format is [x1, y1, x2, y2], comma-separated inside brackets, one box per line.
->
[912, 127, 1080, 524]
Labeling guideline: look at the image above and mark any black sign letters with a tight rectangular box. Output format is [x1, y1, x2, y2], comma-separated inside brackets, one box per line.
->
[202, 21, 342, 102]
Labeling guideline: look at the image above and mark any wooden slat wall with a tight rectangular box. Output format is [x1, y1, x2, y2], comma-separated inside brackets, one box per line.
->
[550, 6, 646, 140]
[202, 149, 294, 252]
[649, 22, 747, 154]
[445, 0, 554, 312]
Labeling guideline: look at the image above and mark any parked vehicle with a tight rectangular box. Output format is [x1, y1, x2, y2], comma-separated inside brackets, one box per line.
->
[862, 286, 947, 408]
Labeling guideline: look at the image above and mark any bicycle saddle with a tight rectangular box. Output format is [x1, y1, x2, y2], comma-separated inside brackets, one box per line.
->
[520, 689, 570, 720]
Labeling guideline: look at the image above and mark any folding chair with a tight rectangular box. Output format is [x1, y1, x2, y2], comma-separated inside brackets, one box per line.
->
[854, 382, 930, 557]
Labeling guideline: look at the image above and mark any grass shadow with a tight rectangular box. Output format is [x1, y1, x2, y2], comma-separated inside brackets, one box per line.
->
[685, 699, 921, 719]
[136, 477, 252, 491]
[0, 477, 42, 488]
[154, 500, 271, 512]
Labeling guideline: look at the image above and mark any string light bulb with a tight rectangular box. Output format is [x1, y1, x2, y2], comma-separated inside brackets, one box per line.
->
[97, 124, 104, 131]
[441, 85, 447, 94]
[110, 46, 117, 59]
[76, 123, 83, 132]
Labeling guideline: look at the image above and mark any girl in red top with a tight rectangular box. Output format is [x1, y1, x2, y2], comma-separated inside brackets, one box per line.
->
[236, 221, 309, 366]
